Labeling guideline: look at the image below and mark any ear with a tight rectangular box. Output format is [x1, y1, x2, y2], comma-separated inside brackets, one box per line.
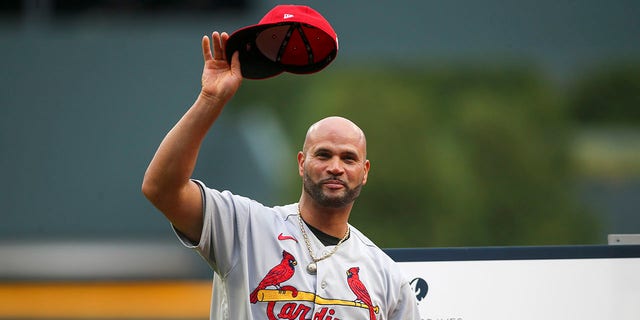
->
[362, 159, 371, 185]
[297, 151, 305, 177]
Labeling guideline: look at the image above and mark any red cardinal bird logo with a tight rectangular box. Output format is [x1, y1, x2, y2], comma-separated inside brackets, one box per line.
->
[347, 267, 377, 320]
[250, 250, 297, 303]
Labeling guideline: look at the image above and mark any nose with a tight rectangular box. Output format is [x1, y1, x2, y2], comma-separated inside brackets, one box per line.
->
[326, 157, 344, 175]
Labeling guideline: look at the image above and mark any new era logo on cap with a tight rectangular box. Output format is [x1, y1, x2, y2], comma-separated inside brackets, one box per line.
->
[225, 5, 338, 79]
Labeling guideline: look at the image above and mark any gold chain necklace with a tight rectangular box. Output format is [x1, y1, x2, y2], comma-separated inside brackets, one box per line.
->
[297, 205, 350, 275]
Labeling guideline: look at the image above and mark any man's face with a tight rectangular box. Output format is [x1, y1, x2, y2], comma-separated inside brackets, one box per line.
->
[298, 118, 370, 208]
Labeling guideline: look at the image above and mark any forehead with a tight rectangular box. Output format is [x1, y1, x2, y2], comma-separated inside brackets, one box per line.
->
[304, 119, 366, 155]
[308, 135, 362, 155]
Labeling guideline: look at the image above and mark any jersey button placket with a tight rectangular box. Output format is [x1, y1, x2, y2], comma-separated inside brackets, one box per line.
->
[311, 264, 325, 316]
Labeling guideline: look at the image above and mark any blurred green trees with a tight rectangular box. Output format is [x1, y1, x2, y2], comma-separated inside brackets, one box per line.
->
[568, 63, 640, 126]
[233, 65, 613, 248]
[566, 63, 640, 179]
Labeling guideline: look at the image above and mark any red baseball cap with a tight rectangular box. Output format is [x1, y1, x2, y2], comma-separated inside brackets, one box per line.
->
[225, 5, 338, 79]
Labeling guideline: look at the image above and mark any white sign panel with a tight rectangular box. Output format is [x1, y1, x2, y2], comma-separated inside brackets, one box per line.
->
[399, 257, 640, 320]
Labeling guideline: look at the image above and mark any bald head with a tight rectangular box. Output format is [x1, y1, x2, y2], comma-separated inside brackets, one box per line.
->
[302, 116, 367, 157]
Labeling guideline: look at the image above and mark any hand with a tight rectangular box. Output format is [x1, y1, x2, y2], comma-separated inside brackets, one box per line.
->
[200, 31, 242, 105]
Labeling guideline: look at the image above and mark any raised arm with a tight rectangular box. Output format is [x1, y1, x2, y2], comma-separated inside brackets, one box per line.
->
[142, 32, 242, 242]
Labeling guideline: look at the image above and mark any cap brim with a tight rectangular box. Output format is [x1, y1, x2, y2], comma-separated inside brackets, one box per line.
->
[226, 24, 285, 80]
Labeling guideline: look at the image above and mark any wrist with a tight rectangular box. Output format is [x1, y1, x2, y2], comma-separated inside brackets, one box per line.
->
[198, 90, 227, 107]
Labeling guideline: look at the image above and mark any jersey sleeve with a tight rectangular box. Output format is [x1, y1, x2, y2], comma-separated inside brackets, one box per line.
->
[172, 179, 253, 277]
[388, 278, 422, 319]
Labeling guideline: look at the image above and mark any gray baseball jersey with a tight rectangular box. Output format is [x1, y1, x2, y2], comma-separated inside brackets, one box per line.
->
[174, 180, 420, 320]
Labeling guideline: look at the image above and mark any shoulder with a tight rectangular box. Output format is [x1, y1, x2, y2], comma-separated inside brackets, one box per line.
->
[348, 226, 401, 271]
[193, 179, 269, 210]
[194, 179, 298, 219]
[193, 179, 255, 205]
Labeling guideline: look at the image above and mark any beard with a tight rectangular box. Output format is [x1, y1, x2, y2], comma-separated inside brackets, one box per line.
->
[303, 172, 363, 208]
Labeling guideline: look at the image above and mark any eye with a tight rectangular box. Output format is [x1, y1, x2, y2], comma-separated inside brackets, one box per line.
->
[342, 155, 357, 164]
[315, 151, 331, 159]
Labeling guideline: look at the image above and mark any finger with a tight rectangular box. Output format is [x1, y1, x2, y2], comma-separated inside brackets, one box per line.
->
[220, 32, 230, 61]
[212, 31, 224, 60]
[202, 35, 213, 62]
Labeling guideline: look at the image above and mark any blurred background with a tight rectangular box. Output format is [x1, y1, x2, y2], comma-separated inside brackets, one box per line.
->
[1, 0, 639, 318]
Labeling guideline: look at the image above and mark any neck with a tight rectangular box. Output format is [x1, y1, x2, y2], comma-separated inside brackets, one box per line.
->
[298, 197, 351, 239]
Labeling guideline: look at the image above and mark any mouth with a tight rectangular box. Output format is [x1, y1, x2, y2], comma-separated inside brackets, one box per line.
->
[322, 178, 346, 189]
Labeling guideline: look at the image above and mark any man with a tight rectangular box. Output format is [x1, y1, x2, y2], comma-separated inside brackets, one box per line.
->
[142, 31, 420, 320]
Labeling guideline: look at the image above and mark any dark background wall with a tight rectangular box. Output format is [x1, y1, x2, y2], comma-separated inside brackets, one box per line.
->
[1, 0, 639, 245]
